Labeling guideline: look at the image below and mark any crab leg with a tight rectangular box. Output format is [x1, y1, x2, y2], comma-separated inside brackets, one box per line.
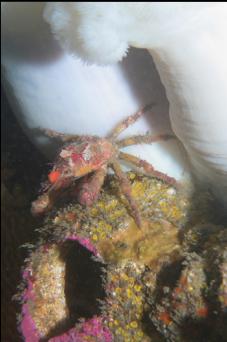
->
[119, 151, 177, 186]
[77, 166, 107, 206]
[116, 133, 175, 148]
[43, 128, 97, 143]
[107, 104, 153, 140]
[111, 159, 142, 228]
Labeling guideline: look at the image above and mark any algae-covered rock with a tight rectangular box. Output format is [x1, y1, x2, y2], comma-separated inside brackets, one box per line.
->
[147, 224, 227, 342]
[17, 173, 227, 341]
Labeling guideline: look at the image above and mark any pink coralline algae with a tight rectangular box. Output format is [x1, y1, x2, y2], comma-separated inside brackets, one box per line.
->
[20, 303, 40, 342]
[20, 270, 40, 342]
[49, 317, 112, 342]
[68, 235, 98, 256]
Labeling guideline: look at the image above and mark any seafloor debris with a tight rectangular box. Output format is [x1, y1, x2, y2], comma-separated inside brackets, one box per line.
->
[17, 172, 227, 341]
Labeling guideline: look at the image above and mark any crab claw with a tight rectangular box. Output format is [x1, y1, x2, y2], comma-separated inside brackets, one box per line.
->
[31, 193, 52, 216]
[77, 167, 107, 207]
[78, 183, 99, 207]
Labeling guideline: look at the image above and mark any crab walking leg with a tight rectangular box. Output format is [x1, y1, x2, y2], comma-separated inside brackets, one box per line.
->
[107, 104, 153, 140]
[77, 166, 107, 206]
[111, 159, 142, 228]
[116, 133, 175, 148]
[43, 128, 98, 143]
[31, 176, 73, 215]
[31, 188, 65, 215]
[119, 151, 177, 186]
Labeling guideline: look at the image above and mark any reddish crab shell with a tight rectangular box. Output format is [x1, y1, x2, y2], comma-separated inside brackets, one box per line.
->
[59, 139, 116, 179]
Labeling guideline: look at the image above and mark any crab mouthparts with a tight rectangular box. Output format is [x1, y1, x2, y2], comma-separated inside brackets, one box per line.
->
[73, 165, 95, 179]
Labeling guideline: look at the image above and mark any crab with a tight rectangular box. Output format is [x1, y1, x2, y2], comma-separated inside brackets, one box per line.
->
[31, 105, 177, 227]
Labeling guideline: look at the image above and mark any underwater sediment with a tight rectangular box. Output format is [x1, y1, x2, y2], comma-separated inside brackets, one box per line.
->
[16, 173, 227, 341]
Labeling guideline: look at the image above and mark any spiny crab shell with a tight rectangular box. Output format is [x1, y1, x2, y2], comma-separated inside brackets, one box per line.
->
[57, 139, 116, 179]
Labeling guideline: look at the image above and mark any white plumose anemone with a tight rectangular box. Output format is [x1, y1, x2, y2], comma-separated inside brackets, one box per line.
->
[1, 3, 227, 208]
[1, 2, 189, 182]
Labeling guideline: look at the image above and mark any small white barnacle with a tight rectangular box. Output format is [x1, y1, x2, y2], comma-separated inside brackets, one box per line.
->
[83, 145, 92, 161]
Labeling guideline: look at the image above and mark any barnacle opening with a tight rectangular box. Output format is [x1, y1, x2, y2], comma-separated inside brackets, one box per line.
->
[60, 240, 106, 321]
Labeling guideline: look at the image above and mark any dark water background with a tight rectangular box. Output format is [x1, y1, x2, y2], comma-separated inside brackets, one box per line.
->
[1, 89, 48, 341]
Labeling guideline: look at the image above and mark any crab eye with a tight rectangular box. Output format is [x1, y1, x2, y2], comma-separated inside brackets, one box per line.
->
[48, 170, 61, 184]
